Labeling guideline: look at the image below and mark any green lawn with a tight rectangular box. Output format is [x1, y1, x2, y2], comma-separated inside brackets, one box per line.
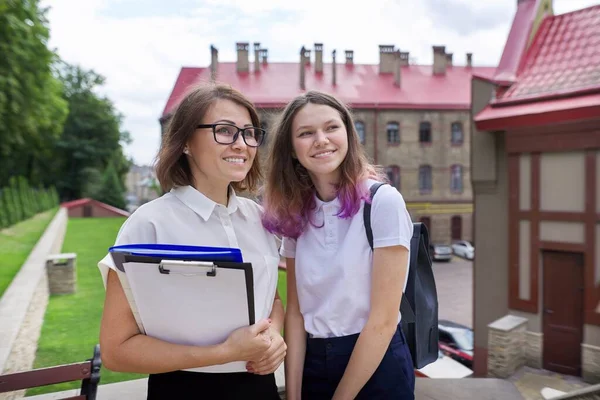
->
[277, 269, 287, 308]
[0, 209, 57, 298]
[29, 217, 289, 395]
[28, 217, 145, 396]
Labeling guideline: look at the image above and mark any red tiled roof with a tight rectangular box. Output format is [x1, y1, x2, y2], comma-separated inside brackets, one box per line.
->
[499, 4, 600, 103]
[475, 4, 600, 129]
[162, 62, 496, 117]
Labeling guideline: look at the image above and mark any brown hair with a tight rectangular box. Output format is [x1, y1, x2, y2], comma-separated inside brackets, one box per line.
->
[261, 90, 384, 239]
[154, 83, 262, 193]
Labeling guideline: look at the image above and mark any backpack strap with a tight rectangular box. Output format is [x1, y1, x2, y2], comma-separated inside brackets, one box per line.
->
[364, 183, 416, 323]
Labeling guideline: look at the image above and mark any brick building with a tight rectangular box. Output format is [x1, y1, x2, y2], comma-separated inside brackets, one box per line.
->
[160, 42, 496, 243]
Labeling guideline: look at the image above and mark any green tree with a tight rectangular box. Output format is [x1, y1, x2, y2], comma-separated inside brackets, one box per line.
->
[0, 191, 8, 228]
[94, 161, 127, 210]
[0, 1, 68, 186]
[53, 63, 131, 201]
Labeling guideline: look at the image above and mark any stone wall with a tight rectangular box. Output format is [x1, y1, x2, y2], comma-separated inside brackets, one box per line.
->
[525, 331, 543, 369]
[487, 315, 528, 378]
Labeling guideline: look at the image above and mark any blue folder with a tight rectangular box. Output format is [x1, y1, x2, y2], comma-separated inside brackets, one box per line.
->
[109, 244, 243, 267]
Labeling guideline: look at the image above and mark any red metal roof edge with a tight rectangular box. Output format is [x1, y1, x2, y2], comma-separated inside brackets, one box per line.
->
[60, 198, 130, 217]
[475, 104, 600, 131]
[471, 73, 511, 86]
[60, 198, 92, 209]
[92, 200, 130, 217]
[474, 93, 600, 131]
[493, 0, 542, 83]
[514, 2, 551, 77]
[491, 85, 600, 107]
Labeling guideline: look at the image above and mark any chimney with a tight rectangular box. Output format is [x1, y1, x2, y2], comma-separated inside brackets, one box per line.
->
[466, 52, 473, 68]
[432, 45, 447, 75]
[260, 48, 268, 64]
[345, 50, 354, 65]
[300, 46, 306, 90]
[236, 42, 249, 73]
[399, 51, 409, 67]
[394, 50, 401, 87]
[332, 49, 337, 86]
[446, 52, 453, 67]
[379, 44, 396, 74]
[210, 45, 218, 81]
[253, 42, 261, 73]
[315, 43, 323, 73]
[304, 48, 311, 65]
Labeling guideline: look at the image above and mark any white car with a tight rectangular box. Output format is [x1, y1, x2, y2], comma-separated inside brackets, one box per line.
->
[416, 350, 473, 379]
[452, 240, 474, 260]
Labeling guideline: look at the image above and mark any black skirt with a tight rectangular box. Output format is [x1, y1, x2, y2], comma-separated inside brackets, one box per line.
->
[146, 370, 280, 400]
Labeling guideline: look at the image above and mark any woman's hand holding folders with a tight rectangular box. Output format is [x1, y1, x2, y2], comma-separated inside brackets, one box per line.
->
[223, 318, 273, 363]
[246, 326, 287, 375]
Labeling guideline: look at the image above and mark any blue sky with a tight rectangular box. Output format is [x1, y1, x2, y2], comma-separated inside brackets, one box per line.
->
[43, 0, 599, 165]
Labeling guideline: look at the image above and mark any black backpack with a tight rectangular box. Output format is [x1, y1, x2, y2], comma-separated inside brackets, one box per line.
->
[363, 182, 439, 369]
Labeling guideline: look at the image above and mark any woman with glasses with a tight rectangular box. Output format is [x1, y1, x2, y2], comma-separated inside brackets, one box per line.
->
[97, 84, 285, 399]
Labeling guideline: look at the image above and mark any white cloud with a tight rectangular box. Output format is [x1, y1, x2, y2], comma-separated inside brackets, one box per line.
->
[43, 0, 599, 165]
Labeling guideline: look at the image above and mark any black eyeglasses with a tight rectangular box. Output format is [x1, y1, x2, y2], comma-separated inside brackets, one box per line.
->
[196, 123, 266, 147]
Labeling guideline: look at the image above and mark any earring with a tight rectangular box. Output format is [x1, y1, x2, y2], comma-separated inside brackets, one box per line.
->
[183, 148, 190, 155]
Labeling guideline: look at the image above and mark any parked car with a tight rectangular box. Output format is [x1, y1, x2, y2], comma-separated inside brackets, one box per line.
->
[452, 240, 474, 260]
[438, 320, 474, 369]
[415, 350, 473, 379]
[429, 243, 453, 262]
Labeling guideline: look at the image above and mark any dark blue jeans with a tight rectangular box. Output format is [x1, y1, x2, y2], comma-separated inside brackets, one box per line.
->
[302, 325, 415, 400]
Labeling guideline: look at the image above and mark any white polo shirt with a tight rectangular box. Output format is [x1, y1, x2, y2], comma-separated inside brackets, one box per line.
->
[280, 180, 412, 339]
[98, 185, 280, 371]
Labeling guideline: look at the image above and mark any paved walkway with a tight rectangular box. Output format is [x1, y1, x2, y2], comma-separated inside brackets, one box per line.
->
[509, 366, 589, 400]
[432, 257, 472, 328]
[0, 209, 67, 374]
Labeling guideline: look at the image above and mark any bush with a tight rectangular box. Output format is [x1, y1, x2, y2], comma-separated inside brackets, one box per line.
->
[0, 177, 59, 229]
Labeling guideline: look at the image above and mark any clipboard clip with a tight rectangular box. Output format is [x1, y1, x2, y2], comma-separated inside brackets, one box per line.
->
[158, 260, 217, 277]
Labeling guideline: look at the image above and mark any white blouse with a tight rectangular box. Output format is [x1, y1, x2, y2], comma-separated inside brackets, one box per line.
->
[281, 179, 413, 339]
[98, 185, 280, 372]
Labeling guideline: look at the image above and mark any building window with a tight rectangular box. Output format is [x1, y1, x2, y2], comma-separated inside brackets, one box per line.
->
[355, 121, 366, 144]
[451, 122, 463, 145]
[385, 165, 400, 190]
[450, 164, 463, 193]
[387, 122, 400, 144]
[419, 122, 431, 144]
[419, 165, 432, 192]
